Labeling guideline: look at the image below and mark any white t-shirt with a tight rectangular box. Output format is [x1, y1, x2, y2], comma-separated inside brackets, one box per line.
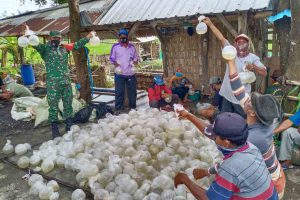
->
[219, 42, 265, 104]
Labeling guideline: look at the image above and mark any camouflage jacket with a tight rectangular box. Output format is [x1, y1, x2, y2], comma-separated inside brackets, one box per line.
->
[34, 37, 89, 81]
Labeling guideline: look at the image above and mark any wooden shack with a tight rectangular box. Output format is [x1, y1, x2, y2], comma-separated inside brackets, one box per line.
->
[88, 0, 273, 91]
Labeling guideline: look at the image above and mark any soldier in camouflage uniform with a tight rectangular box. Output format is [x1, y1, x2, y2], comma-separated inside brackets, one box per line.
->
[27, 27, 93, 138]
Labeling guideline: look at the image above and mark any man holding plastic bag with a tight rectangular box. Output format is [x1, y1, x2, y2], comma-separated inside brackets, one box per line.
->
[110, 28, 139, 112]
[23, 25, 94, 138]
[202, 17, 267, 118]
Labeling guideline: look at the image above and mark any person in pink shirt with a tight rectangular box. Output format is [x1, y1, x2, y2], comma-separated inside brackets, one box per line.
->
[110, 28, 139, 111]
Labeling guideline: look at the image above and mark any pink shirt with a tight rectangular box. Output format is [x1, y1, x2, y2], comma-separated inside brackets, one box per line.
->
[110, 42, 139, 76]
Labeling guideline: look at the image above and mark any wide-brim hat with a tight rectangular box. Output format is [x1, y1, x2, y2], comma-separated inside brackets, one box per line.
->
[251, 92, 283, 125]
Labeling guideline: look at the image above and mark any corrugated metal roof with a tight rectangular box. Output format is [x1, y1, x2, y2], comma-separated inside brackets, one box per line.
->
[0, 0, 109, 37]
[99, 0, 272, 25]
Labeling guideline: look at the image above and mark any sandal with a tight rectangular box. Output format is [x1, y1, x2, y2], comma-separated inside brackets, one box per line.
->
[281, 163, 294, 170]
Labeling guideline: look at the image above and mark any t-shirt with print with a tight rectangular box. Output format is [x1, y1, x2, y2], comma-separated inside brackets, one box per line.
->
[219, 40, 266, 104]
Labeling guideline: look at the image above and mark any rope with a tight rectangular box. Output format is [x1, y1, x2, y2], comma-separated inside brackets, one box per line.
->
[84, 47, 94, 97]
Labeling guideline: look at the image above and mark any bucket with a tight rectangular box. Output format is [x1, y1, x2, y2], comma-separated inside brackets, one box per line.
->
[188, 91, 201, 102]
[20, 64, 35, 85]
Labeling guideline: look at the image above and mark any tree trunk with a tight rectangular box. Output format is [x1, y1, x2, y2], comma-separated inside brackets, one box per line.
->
[68, 0, 91, 102]
[1, 49, 7, 67]
[285, 0, 300, 81]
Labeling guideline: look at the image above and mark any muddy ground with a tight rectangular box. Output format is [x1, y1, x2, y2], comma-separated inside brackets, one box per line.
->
[0, 100, 300, 200]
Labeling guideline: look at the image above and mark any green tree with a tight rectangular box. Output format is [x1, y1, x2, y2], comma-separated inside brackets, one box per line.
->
[0, 37, 20, 67]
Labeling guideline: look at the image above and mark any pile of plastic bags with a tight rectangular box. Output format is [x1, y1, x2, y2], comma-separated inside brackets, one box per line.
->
[4, 108, 221, 199]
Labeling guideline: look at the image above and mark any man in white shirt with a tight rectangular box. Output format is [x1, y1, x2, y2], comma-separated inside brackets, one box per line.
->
[203, 17, 267, 118]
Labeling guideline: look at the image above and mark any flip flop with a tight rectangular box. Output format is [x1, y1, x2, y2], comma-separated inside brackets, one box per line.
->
[281, 163, 294, 171]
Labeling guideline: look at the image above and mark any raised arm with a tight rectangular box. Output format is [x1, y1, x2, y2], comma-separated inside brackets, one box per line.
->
[227, 59, 250, 109]
[203, 17, 227, 46]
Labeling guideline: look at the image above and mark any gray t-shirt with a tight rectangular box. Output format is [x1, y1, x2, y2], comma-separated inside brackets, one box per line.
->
[219, 41, 265, 104]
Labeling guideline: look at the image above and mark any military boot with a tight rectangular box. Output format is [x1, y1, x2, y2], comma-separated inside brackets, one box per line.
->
[51, 122, 60, 139]
[65, 118, 73, 132]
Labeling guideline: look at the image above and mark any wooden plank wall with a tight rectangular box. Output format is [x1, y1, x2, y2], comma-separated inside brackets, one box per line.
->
[162, 24, 232, 90]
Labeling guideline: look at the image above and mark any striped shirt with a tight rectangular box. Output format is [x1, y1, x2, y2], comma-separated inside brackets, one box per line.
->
[207, 143, 278, 200]
[229, 72, 285, 198]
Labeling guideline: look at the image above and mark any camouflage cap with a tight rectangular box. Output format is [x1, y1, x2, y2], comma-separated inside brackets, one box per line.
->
[49, 30, 62, 38]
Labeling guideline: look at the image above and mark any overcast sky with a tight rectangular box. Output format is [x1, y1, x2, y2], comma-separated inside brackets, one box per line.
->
[0, 0, 52, 18]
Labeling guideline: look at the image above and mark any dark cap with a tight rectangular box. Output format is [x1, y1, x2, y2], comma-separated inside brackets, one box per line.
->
[204, 112, 248, 142]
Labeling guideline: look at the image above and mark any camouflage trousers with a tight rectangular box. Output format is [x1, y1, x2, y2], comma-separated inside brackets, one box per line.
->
[46, 79, 73, 123]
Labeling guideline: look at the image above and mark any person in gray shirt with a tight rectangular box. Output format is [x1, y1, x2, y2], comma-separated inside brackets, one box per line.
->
[203, 17, 267, 118]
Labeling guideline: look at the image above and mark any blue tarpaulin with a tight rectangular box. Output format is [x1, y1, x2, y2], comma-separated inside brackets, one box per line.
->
[268, 9, 291, 23]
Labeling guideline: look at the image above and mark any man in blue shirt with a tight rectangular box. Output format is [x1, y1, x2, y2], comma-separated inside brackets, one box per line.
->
[274, 109, 300, 169]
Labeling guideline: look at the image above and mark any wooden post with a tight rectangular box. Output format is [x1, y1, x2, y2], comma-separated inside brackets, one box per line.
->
[128, 22, 141, 40]
[216, 14, 238, 37]
[238, 12, 248, 34]
[286, 0, 300, 81]
[151, 22, 168, 77]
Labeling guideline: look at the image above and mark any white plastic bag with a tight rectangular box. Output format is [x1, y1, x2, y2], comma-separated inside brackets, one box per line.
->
[39, 185, 54, 200]
[28, 174, 44, 186]
[29, 35, 39, 46]
[239, 71, 256, 84]
[47, 180, 59, 192]
[71, 189, 86, 200]
[15, 144, 27, 155]
[17, 156, 30, 168]
[30, 154, 41, 166]
[18, 36, 29, 48]
[2, 140, 14, 154]
[222, 45, 237, 60]
[89, 31, 100, 46]
[115, 67, 122, 74]
[41, 159, 54, 174]
[49, 192, 59, 200]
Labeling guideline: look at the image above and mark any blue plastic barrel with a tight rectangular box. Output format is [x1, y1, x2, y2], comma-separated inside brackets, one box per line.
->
[20, 64, 35, 85]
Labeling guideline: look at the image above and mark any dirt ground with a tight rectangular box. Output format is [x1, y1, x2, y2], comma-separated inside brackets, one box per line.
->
[1, 100, 300, 200]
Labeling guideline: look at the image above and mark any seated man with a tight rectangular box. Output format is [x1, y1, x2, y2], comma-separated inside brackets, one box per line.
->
[274, 109, 300, 169]
[174, 112, 278, 200]
[148, 76, 178, 109]
[0, 76, 13, 100]
[170, 68, 193, 103]
[198, 76, 223, 120]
